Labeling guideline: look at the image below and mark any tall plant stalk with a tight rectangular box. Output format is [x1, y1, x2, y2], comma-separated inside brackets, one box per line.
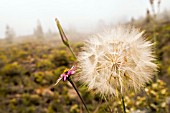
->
[121, 96, 126, 113]
[68, 77, 90, 113]
[55, 18, 89, 113]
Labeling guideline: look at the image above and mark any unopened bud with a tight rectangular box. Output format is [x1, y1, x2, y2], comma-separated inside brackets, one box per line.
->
[55, 18, 69, 47]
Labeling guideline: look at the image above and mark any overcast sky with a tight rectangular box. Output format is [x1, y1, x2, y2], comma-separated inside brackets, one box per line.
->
[0, 0, 170, 38]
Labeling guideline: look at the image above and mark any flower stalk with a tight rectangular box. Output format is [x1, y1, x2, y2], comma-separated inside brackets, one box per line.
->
[68, 46, 77, 59]
[121, 96, 126, 113]
[55, 18, 89, 113]
[68, 77, 90, 113]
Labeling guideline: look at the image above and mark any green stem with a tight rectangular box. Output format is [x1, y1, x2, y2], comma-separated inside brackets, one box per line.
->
[68, 77, 90, 113]
[121, 96, 126, 113]
[152, 15, 158, 81]
[67, 45, 77, 59]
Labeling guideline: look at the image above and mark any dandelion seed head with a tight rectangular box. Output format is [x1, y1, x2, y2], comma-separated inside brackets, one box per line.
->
[78, 26, 157, 96]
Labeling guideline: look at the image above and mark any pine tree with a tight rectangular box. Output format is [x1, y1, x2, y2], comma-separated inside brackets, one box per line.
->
[34, 20, 44, 39]
[5, 25, 15, 43]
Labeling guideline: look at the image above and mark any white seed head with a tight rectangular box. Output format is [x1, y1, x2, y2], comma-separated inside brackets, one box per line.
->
[77, 26, 157, 97]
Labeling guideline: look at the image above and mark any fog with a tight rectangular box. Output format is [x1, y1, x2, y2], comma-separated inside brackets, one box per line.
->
[0, 0, 170, 38]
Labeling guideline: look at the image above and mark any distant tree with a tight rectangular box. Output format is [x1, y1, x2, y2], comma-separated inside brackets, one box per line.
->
[34, 20, 44, 39]
[146, 9, 151, 23]
[149, 0, 161, 16]
[5, 25, 15, 43]
[131, 17, 135, 25]
[47, 28, 53, 38]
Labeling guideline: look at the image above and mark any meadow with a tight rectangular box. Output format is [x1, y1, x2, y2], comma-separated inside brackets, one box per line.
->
[0, 15, 170, 113]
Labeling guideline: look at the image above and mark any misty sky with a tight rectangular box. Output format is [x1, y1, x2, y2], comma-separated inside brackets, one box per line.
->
[0, 0, 170, 38]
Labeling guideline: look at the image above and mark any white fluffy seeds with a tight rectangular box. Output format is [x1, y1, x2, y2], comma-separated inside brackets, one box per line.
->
[78, 26, 157, 96]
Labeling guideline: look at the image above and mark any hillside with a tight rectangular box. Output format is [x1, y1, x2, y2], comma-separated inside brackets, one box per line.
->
[0, 19, 170, 113]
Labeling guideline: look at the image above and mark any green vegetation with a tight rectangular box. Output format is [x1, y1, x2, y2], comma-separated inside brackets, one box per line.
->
[0, 20, 170, 113]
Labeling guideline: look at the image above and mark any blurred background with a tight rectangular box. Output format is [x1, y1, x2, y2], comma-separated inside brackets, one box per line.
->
[0, 0, 170, 113]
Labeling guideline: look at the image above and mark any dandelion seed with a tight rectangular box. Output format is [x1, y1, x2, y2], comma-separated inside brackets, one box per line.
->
[78, 26, 157, 96]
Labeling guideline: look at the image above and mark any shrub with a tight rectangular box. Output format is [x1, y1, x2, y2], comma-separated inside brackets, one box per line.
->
[36, 59, 55, 70]
[0, 62, 26, 76]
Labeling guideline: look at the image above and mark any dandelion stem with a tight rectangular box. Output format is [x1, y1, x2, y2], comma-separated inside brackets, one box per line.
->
[121, 96, 126, 113]
[68, 77, 90, 113]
